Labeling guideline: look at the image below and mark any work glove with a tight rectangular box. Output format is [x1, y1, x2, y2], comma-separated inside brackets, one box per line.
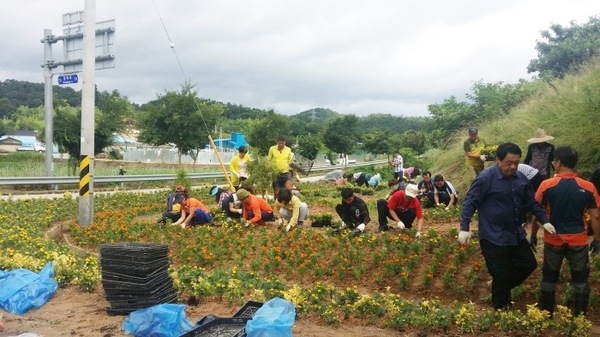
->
[590, 240, 600, 256]
[357, 223, 366, 232]
[415, 231, 421, 238]
[237, 209, 243, 215]
[479, 155, 487, 161]
[397, 221, 405, 230]
[458, 231, 472, 245]
[529, 235, 538, 252]
[542, 223, 556, 235]
[444, 206, 450, 211]
[285, 224, 291, 232]
[275, 218, 283, 226]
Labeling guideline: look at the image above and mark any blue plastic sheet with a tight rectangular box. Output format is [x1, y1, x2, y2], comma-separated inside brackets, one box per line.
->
[245, 297, 295, 337]
[122, 303, 194, 337]
[0, 262, 58, 315]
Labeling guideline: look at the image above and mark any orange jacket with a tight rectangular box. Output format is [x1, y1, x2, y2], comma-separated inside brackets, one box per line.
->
[242, 195, 273, 224]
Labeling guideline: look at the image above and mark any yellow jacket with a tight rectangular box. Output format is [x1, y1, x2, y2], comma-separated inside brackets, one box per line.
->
[229, 153, 251, 186]
[267, 145, 292, 174]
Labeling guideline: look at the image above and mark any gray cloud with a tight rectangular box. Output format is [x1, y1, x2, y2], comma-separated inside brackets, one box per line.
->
[1, 0, 597, 116]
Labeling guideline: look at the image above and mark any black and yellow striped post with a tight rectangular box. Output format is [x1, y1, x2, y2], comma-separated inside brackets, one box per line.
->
[78, 154, 94, 226]
[79, 155, 90, 197]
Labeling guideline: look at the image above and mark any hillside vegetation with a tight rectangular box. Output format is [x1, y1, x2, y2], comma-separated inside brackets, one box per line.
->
[431, 57, 600, 195]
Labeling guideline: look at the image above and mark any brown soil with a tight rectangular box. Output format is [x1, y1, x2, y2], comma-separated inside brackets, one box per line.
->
[0, 288, 429, 337]
[2, 188, 600, 336]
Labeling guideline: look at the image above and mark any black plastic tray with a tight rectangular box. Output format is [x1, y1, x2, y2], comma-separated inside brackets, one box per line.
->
[180, 317, 250, 337]
[233, 301, 263, 318]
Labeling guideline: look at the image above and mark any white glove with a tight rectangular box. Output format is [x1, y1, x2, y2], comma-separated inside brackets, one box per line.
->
[237, 209, 243, 215]
[480, 155, 487, 161]
[357, 223, 366, 231]
[276, 218, 283, 226]
[397, 221, 405, 230]
[444, 206, 449, 211]
[285, 224, 291, 232]
[180, 223, 187, 229]
[542, 223, 556, 235]
[458, 231, 472, 245]
[415, 231, 421, 238]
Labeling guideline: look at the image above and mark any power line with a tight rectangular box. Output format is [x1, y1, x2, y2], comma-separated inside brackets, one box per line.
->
[152, 0, 211, 134]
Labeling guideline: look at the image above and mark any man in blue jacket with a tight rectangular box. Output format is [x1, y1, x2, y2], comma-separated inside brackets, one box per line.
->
[459, 142, 553, 310]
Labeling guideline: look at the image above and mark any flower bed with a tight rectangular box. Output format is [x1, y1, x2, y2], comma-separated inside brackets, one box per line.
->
[0, 185, 598, 335]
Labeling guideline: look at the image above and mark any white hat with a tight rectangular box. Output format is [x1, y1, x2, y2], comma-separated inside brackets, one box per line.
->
[527, 129, 554, 143]
[405, 184, 419, 198]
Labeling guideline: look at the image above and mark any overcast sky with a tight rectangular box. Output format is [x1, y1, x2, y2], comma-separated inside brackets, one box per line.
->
[1, 1, 598, 117]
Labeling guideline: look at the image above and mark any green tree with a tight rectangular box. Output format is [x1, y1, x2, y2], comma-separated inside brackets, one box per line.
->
[52, 105, 121, 174]
[362, 131, 395, 158]
[427, 96, 474, 142]
[137, 82, 223, 164]
[96, 90, 133, 132]
[8, 106, 45, 131]
[400, 130, 428, 155]
[322, 115, 360, 160]
[528, 16, 600, 79]
[295, 134, 322, 160]
[245, 113, 291, 156]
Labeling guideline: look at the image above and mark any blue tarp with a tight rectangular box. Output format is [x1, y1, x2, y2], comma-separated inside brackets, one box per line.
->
[0, 263, 58, 315]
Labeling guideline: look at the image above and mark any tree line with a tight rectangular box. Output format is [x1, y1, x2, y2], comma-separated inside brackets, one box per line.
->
[0, 15, 598, 172]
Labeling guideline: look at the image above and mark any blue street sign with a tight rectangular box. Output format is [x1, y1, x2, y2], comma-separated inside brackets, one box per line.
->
[57, 74, 78, 85]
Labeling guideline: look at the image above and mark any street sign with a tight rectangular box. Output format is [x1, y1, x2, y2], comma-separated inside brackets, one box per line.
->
[57, 74, 78, 84]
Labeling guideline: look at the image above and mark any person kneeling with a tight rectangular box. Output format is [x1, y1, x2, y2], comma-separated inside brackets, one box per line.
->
[334, 188, 371, 236]
[172, 192, 213, 228]
[376, 184, 424, 238]
[274, 188, 309, 232]
[237, 188, 274, 226]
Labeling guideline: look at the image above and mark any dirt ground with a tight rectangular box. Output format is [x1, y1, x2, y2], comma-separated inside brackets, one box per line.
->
[0, 287, 425, 337]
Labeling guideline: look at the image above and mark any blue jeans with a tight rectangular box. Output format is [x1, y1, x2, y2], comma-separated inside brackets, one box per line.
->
[191, 209, 213, 225]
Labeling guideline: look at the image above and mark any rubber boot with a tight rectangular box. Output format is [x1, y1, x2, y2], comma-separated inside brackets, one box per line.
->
[573, 293, 589, 317]
[539, 291, 555, 315]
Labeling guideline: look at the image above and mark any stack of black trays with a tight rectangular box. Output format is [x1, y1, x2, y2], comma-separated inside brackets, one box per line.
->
[100, 242, 178, 315]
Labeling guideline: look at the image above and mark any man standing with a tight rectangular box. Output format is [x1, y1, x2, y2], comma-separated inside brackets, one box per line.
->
[389, 151, 404, 179]
[335, 188, 371, 236]
[463, 127, 487, 177]
[459, 142, 552, 310]
[267, 136, 293, 198]
[534, 146, 600, 316]
[524, 129, 555, 180]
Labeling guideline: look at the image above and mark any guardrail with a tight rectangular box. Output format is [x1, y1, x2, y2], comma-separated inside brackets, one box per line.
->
[0, 159, 388, 187]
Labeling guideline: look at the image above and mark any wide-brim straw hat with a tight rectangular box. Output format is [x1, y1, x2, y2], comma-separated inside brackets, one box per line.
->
[527, 128, 554, 143]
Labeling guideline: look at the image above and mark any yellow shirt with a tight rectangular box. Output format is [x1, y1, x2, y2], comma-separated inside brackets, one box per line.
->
[267, 145, 292, 174]
[229, 153, 251, 185]
[274, 195, 302, 226]
[463, 137, 485, 168]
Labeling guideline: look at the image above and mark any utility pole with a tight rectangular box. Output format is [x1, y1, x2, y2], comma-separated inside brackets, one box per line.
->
[41, 29, 57, 180]
[78, 0, 96, 226]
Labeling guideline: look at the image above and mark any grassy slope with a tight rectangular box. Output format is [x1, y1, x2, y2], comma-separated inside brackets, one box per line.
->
[429, 58, 600, 195]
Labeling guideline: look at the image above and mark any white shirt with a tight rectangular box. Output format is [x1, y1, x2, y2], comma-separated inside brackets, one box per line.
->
[518, 164, 539, 180]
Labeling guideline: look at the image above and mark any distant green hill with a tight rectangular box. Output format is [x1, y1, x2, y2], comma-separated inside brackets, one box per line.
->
[0, 79, 81, 118]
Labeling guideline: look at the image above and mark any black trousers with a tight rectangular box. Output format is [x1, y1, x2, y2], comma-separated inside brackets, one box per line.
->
[479, 238, 537, 309]
[376, 199, 416, 228]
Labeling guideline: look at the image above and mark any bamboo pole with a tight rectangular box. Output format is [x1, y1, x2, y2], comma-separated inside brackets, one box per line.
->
[207, 135, 236, 191]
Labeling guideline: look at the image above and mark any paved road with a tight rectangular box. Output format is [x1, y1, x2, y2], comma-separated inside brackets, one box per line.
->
[0, 174, 328, 201]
